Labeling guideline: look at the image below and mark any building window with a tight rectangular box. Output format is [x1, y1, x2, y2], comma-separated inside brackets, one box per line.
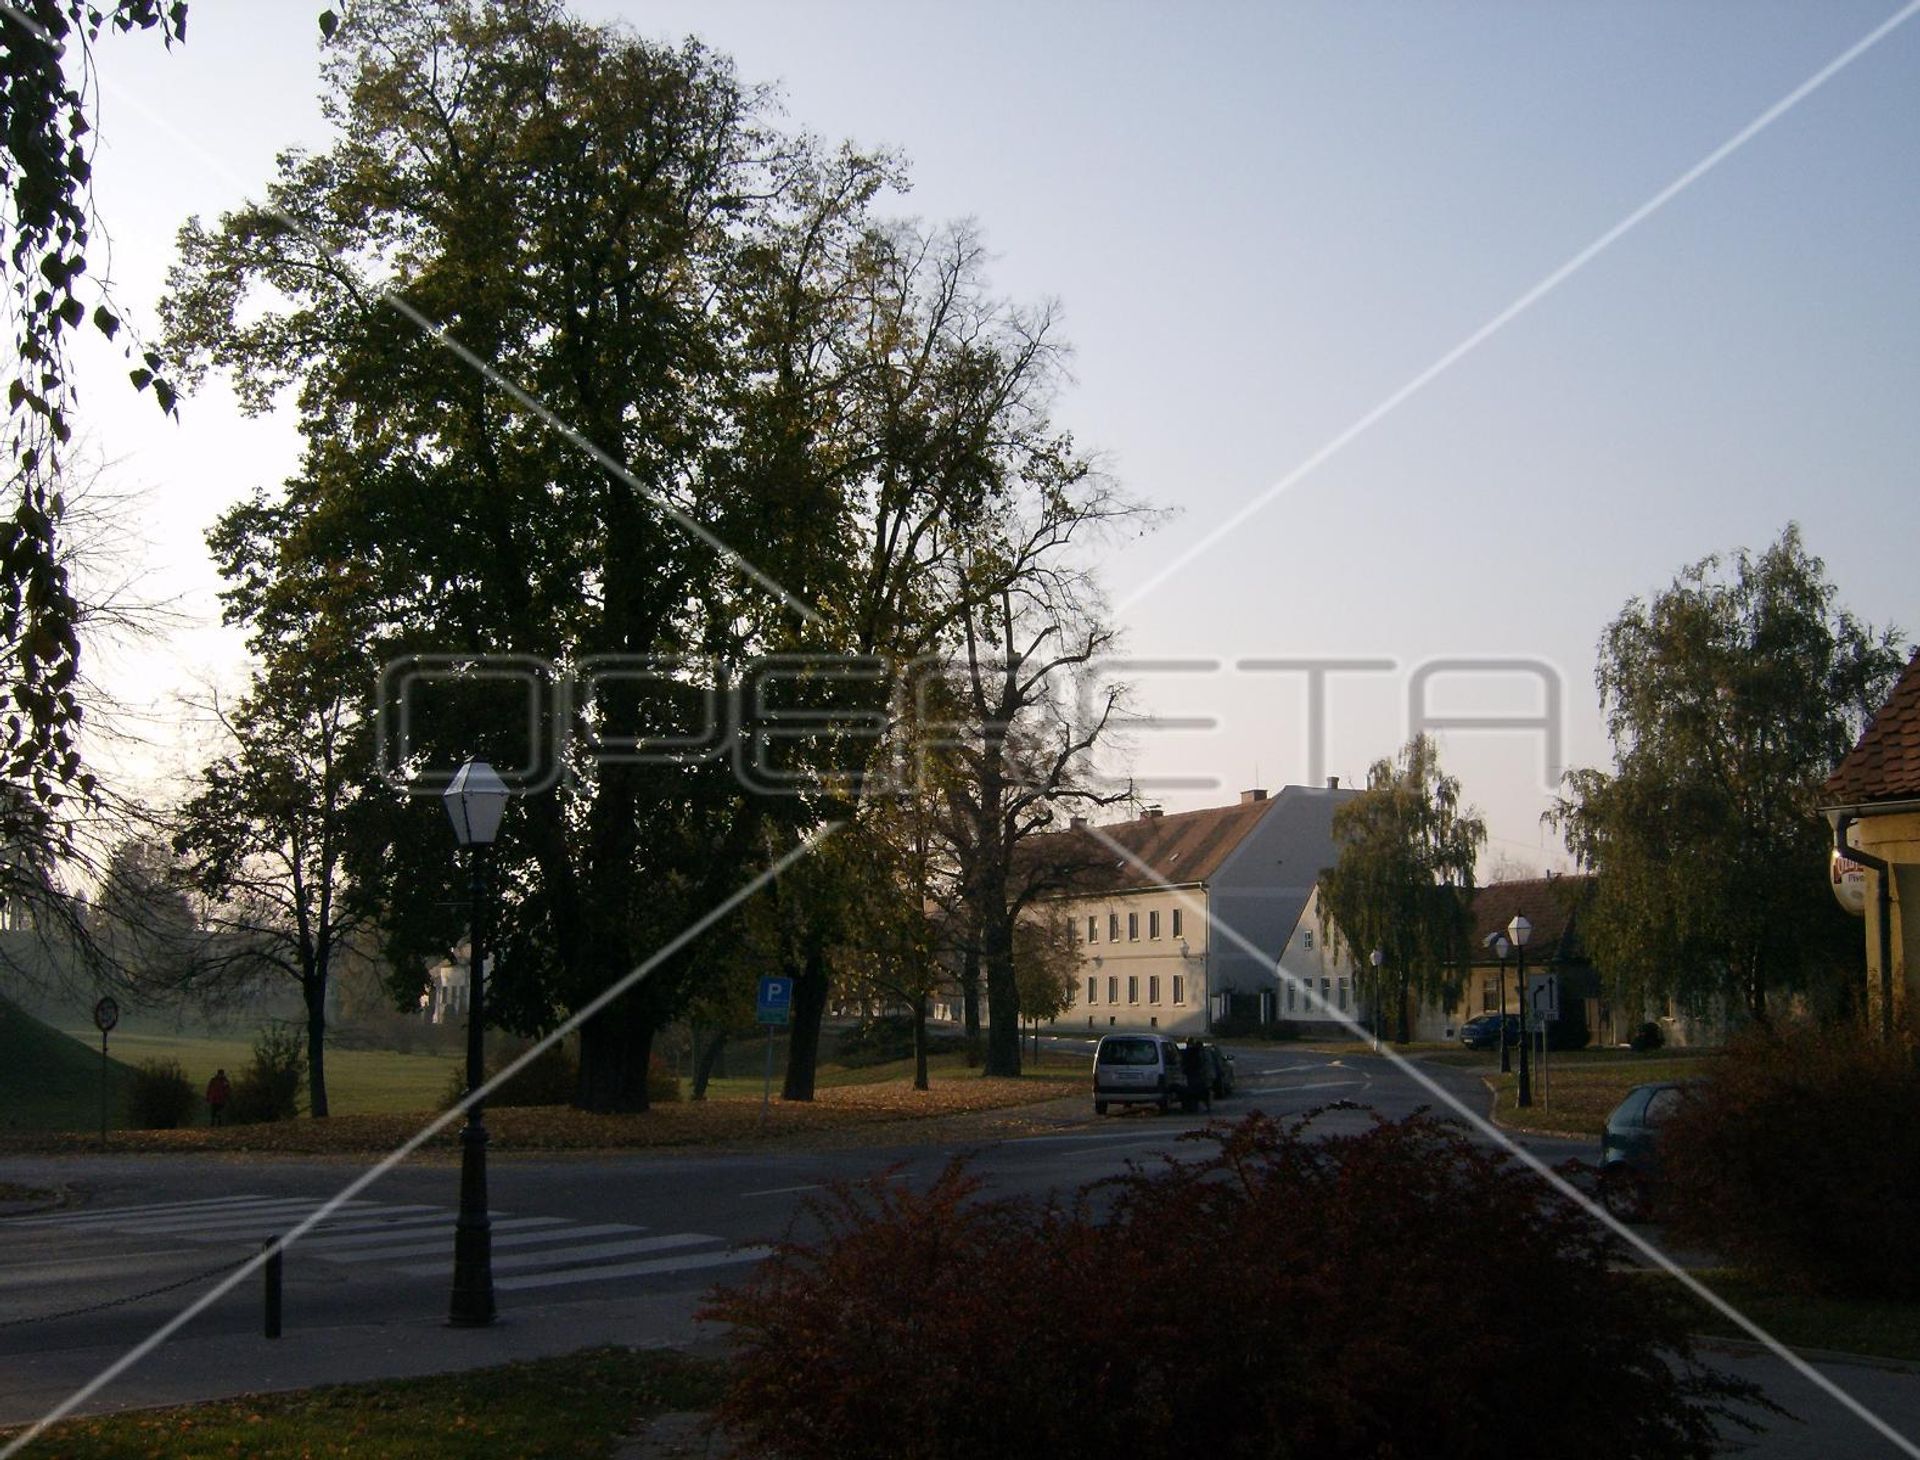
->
[1172, 974, 1185, 1004]
[1108, 975, 1119, 1004]
[1320, 978, 1331, 1013]
[1304, 929, 1314, 950]
[1127, 912, 1139, 941]
[1109, 912, 1120, 941]
[1482, 981, 1496, 1012]
[1088, 916, 1098, 943]
[1337, 976, 1348, 1011]
[1171, 908, 1183, 938]
[1149, 910, 1161, 939]
[1148, 975, 1161, 1004]
[1127, 976, 1139, 1004]
[1286, 978, 1297, 1013]
[1087, 977, 1098, 1005]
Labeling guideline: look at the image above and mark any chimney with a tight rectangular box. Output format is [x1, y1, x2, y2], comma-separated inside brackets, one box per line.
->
[1327, 776, 1340, 790]
[1240, 788, 1267, 804]
[1069, 815, 1088, 830]
[1143, 806, 1163, 819]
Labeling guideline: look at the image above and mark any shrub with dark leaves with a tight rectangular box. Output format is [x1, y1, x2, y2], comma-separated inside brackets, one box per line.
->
[227, 1023, 304, 1123]
[1662, 1022, 1920, 1300]
[703, 1110, 1763, 1460]
[127, 1058, 196, 1129]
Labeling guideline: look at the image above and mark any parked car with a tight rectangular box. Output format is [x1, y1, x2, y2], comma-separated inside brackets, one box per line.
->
[1458, 1013, 1520, 1050]
[1598, 1081, 1697, 1222]
[1092, 1033, 1187, 1116]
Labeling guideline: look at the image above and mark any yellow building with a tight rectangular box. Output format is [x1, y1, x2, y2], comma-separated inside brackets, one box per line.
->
[1823, 650, 1920, 1040]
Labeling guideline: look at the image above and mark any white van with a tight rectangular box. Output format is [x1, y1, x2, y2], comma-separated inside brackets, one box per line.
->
[1092, 1033, 1187, 1115]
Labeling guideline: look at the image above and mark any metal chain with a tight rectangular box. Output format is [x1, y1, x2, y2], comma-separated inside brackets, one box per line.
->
[0, 1252, 255, 1330]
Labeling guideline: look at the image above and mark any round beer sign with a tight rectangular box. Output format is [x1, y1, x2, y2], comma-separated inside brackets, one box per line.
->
[1830, 850, 1868, 917]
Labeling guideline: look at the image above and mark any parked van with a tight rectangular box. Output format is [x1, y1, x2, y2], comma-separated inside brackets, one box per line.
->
[1092, 1033, 1187, 1115]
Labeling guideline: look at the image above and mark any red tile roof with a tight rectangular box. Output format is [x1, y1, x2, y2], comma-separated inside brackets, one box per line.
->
[1468, 875, 1593, 965]
[1823, 650, 1920, 805]
[1026, 797, 1277, 895]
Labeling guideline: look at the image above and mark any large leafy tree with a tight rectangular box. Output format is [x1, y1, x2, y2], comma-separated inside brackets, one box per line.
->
[1320, 735, 1484, 1043]
[2, 1, 185, 921]
[163, 1, 1125, 1109]
[1551, 525, 1904, 1024]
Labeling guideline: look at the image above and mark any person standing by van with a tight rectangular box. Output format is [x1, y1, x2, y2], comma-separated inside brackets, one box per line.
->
[1180, 1039, 1211, 1114]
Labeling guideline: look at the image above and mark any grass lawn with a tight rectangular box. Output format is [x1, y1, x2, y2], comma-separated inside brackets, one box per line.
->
[53, 1026, 464, 1120]
[0, 997, 140, 1131]
[0, 1347, 725, 1458]
[1474, 1048, 1723, 1135]
[1627, 1268, 1920, 1363]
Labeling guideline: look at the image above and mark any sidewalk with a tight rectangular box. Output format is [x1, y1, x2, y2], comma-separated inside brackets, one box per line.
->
[0, 1288, 725, 1431]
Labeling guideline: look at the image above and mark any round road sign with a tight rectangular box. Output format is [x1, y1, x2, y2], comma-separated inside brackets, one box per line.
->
[92, 996, 119, 1033]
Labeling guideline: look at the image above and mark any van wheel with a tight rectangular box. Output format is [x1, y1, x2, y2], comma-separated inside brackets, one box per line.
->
[1093, 1100, 1108, 1116]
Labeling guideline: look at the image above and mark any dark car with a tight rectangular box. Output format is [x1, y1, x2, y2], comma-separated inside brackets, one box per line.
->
[1598, 1081, 1696, 1221]
[1458, 1013, 1520, 1050]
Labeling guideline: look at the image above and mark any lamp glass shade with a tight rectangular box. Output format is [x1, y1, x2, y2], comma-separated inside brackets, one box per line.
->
[1369, 948, 1384, 967]
[1493, 935, 1510, 959]
[443, 759, 510, 846]
[1506, 914, 1532, 948]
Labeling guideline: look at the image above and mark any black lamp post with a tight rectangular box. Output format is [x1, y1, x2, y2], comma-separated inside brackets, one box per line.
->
[1369, 948, 1384, 1050]
[444, 758, 510, 1328]
[1493, 934, 1512, 1074]
[1509, 913, 1533, 1108]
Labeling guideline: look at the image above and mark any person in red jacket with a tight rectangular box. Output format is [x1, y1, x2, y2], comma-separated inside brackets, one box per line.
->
[206, 1069, 231, 1126]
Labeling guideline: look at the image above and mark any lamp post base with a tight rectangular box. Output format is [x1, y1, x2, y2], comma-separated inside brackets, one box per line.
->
[448, 1115, 495, 1327]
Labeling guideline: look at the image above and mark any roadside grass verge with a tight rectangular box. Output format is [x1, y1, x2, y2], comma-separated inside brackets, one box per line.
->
[0, 1068, 1083, 1156]
[1624, 1268, 1920, 1363]
[0, 997, 140, 1131]
[0, 1347, 724, 1458]
[1477, 1049, 1724, 1136]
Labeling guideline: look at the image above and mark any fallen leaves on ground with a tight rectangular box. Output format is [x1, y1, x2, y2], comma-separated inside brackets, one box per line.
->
[0, 1074, 1082, 1157]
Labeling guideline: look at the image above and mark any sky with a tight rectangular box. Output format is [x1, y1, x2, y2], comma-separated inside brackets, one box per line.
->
[61, 0, 1920, 874]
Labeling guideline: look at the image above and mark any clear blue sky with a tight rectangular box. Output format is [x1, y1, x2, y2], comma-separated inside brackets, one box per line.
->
[70, 1, 1920, 872]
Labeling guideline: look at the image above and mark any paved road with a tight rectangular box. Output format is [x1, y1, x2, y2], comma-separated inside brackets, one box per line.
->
[3, 1044, 1916, 1457]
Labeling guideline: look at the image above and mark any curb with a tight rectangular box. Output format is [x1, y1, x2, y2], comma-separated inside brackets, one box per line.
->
[1691, 1334, 1920, 1375]
[1479, 1077, 1591, 1143]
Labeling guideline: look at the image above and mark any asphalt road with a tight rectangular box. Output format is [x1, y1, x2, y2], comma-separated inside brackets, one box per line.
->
[3, 1043, 1916, 1458]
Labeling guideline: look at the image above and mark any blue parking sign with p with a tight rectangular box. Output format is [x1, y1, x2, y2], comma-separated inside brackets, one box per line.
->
[757, 976, 792, 1026]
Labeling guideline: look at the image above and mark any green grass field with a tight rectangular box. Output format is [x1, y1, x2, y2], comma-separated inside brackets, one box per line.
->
[1447, 1046, 1724, 1135]
[0, 997, 139, 1131]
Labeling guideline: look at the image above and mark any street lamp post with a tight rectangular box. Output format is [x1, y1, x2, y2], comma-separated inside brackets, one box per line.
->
[444, 758, 511, 1328]
[1493, 934, 1512, 1074]
[1509, 913, 1533, 1108]
[1368, 948, 1384, 1050]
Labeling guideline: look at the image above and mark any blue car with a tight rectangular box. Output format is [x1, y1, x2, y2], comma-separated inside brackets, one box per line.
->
[1457, 1013, 1519, 1050]
[1599, 1081, 1696, 1222]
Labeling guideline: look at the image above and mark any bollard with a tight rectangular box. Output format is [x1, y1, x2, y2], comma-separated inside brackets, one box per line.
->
[263, 1240, 283, 1339]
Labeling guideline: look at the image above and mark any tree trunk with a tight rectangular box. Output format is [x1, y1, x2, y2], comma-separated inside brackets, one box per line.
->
[692, 1028, 729, 1101]
[983, 911, 1021, 1076]
[781, 937, 830, 1101]
[912, 994, 929, 1091]
[1395, 976, 1412, 1045]
[576, 990, 656, 1112]
[305, 978, 329, 1119]
[961, 944, 981, 1038]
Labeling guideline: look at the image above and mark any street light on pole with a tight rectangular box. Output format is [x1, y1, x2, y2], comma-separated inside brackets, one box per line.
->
[1369, 948, 1384, 1051]
[1493, 934, 1512, 1074]
[1508, 913, 1533, 1109]
[443, 758, 511, 1328]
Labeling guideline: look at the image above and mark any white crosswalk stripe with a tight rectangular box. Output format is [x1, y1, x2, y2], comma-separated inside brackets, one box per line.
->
[8, 1194, 765, 1291]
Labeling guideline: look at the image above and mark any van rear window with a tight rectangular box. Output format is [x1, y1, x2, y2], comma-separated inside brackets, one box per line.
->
[1098, 1039, 1158, 1066]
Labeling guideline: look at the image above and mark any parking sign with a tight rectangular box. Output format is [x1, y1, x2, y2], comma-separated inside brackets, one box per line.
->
[757, 976, 793, 1026]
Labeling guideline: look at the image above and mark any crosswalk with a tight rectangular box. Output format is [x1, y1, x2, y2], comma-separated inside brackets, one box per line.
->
[8, 1195, 769, 1294]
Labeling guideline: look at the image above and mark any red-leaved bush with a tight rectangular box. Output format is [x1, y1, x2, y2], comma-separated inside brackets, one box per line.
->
[1661, 1022, 1920, 1299]
[702, 1110, 1763, 1460]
